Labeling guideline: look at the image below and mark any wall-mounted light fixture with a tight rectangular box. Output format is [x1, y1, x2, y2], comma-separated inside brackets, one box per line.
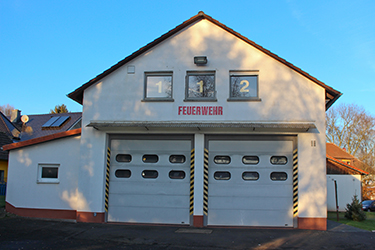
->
[194, 56, 207, 65]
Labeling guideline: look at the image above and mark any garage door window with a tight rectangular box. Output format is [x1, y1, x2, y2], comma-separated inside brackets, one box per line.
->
[270, 172, 288, 181]
[214, 171, 231, 180]
[242, 156, 259, 165]
[169, 155, 186, 163]
[115, 169, 131, 178]
[242, 171, 259, 181]
[142, 170, 158, 179]
[214, 156, 231, 164]
[116, 154, 132, 163]
[142, 155, 159, 163]
[169, 170, 186, 179]
[270, 156, 288, 165]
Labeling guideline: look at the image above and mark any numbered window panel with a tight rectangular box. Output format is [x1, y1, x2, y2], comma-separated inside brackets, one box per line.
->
[142, 154, 159, 163]
[228, 73, 261, 101]
[186, 72, 216, 100]
[270, 172, 288, 181]
[242, 171, 259, 181]
[115, 169, 131, 178]
[169, 170, 186, 179]
[144, 72, 173, 101]
[169, 155, 186, 163]
[37, 164, 59, 184]
[214, 171, 231, 180]
[214, 155, 231, 164]
[270, 156, 288, 165]
[116, 154, 132, 163]
[242, 156, 259, 165]
[142, 170, 159, 179]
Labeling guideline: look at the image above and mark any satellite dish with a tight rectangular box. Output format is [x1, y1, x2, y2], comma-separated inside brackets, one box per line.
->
[21, 115, 29, 123]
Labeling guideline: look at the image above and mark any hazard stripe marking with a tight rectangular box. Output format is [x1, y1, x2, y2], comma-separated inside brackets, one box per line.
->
[293, 149, 298, 217]
[104, 147, 111, 212]
[203, 148, 209, 216]
[189, 149, 195, 215]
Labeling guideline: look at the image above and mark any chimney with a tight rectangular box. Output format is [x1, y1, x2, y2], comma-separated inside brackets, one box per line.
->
[11, 109, 21, 124]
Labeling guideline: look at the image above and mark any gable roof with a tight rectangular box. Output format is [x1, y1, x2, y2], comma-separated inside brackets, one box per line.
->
[2, 128, 81, 151]
[17, 112, 82, 142]
[0, 112, 20, 139]
[68, 11, 341, 109]
[326, 154, 369, 175]
[326, 142, 374, 174]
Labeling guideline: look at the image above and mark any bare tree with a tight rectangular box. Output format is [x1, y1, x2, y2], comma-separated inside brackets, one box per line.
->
[0, 104, 15, 116]
[50, 104, 69, 114]
[326, 103, 375, 157]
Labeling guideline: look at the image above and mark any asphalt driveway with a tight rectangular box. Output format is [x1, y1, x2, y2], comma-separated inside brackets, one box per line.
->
[0, 213, 374, 249]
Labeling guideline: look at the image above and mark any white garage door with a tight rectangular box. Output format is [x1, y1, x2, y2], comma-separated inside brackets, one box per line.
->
[207, 139, 294, 227]
[107, 137, 191, 224]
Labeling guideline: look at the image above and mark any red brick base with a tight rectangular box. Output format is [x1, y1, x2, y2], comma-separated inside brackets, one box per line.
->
[76, 211, 105, 223]
[6, 202, 76, 220]
[193, 215, 204, 227]
[298, 217, 327, 230]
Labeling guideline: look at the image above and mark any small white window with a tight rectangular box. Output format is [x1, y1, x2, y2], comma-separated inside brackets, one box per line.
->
[37, 164, 60, 184]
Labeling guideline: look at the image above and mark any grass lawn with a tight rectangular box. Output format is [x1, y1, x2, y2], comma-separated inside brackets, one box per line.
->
[328, 211, 375, 231]
[0, 195, 5, 208]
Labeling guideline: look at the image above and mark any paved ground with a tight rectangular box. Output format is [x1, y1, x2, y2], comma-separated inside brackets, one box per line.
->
[0, 210, 374, 249]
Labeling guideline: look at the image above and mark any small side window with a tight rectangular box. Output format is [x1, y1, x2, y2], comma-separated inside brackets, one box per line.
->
[214, 156, 231, 164]
[169, 155, 186, 163]
[38, 164, 59, 184]
[42, 167, 58, 179]
[242, 172, 259, 181]
[169, 170, 186, 179]
[270, 172, 288, 181]
[270, 156, 288, 165]
[115, 169, 131, 178]
[242, 156, 259, 165]
[214, 171, 231, 180]
[116, 154, 132, 163]
[142, 155, 159, 163]
[142, 170, 158, 179]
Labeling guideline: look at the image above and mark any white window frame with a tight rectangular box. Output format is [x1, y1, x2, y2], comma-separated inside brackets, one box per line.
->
[37, 163, 60, 184]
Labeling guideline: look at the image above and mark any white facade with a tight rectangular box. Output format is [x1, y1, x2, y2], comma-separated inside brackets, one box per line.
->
[327, 175, 362, 212]
[5, 13, 340, 230]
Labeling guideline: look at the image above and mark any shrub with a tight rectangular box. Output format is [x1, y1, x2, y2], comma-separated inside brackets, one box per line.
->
[345, 195, 366, 221]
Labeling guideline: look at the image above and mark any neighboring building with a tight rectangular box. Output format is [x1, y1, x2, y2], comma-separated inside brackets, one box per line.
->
[326, 150, 369, 212]
[326, 143, 375, 204]
[4, 12, 341, 230]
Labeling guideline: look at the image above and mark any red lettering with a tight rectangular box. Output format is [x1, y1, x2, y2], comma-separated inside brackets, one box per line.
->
[209, 107, 213, 115]
[187, 106, 192, 115]
[183, 106, 187, 115]
[196, 106, 201, 115]
[213, 106, 217, 115]
[178, 106, 182, 115]
[192, 106, 196, 115]
[202, 107, 208, 115]
[218, 106, 223, 115]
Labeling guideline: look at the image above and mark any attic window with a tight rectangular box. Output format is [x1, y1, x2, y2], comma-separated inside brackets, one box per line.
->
[42, 116, 70, 128]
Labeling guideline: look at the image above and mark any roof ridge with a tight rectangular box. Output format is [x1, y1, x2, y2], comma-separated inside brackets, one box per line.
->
[67, 12, 341, 108]
[0, 111, 20, 137]
[326, 154, 369, 175]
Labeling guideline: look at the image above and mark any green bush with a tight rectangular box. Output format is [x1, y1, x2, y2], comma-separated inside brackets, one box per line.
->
[345, 195, 366, 221]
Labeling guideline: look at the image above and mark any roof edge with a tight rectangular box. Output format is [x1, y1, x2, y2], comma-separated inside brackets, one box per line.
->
[2, 128, 81, 151]
[326, 154, 369, 175]
[67, 11, 341, 108]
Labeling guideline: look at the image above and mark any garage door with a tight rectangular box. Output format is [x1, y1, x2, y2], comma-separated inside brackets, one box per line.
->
[207, 139, 294, 227]
[107, 137, 192, 224]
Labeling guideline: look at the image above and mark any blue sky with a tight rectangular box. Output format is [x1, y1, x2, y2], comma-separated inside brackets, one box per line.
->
[1, 0, 374, 115]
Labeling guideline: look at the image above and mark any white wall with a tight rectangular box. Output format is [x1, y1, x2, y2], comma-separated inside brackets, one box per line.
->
[78, 19, 328, 219]
[6, 136, 81, 210]
[327, 175, 362, 212]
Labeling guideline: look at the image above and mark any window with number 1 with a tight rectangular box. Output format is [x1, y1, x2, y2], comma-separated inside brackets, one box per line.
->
[186, 71, 216, 101]
[144, 72, 173, 101]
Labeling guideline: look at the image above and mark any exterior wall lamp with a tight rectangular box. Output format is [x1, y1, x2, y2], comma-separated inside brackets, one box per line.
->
[194, 56, 207, 65]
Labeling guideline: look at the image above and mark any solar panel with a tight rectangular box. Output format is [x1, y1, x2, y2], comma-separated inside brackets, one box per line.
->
[42, 116, 60, 128]
[50, 116, 70, 128]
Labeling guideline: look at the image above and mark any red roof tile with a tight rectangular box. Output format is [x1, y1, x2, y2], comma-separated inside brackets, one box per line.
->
[2, 128, 81, 151]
